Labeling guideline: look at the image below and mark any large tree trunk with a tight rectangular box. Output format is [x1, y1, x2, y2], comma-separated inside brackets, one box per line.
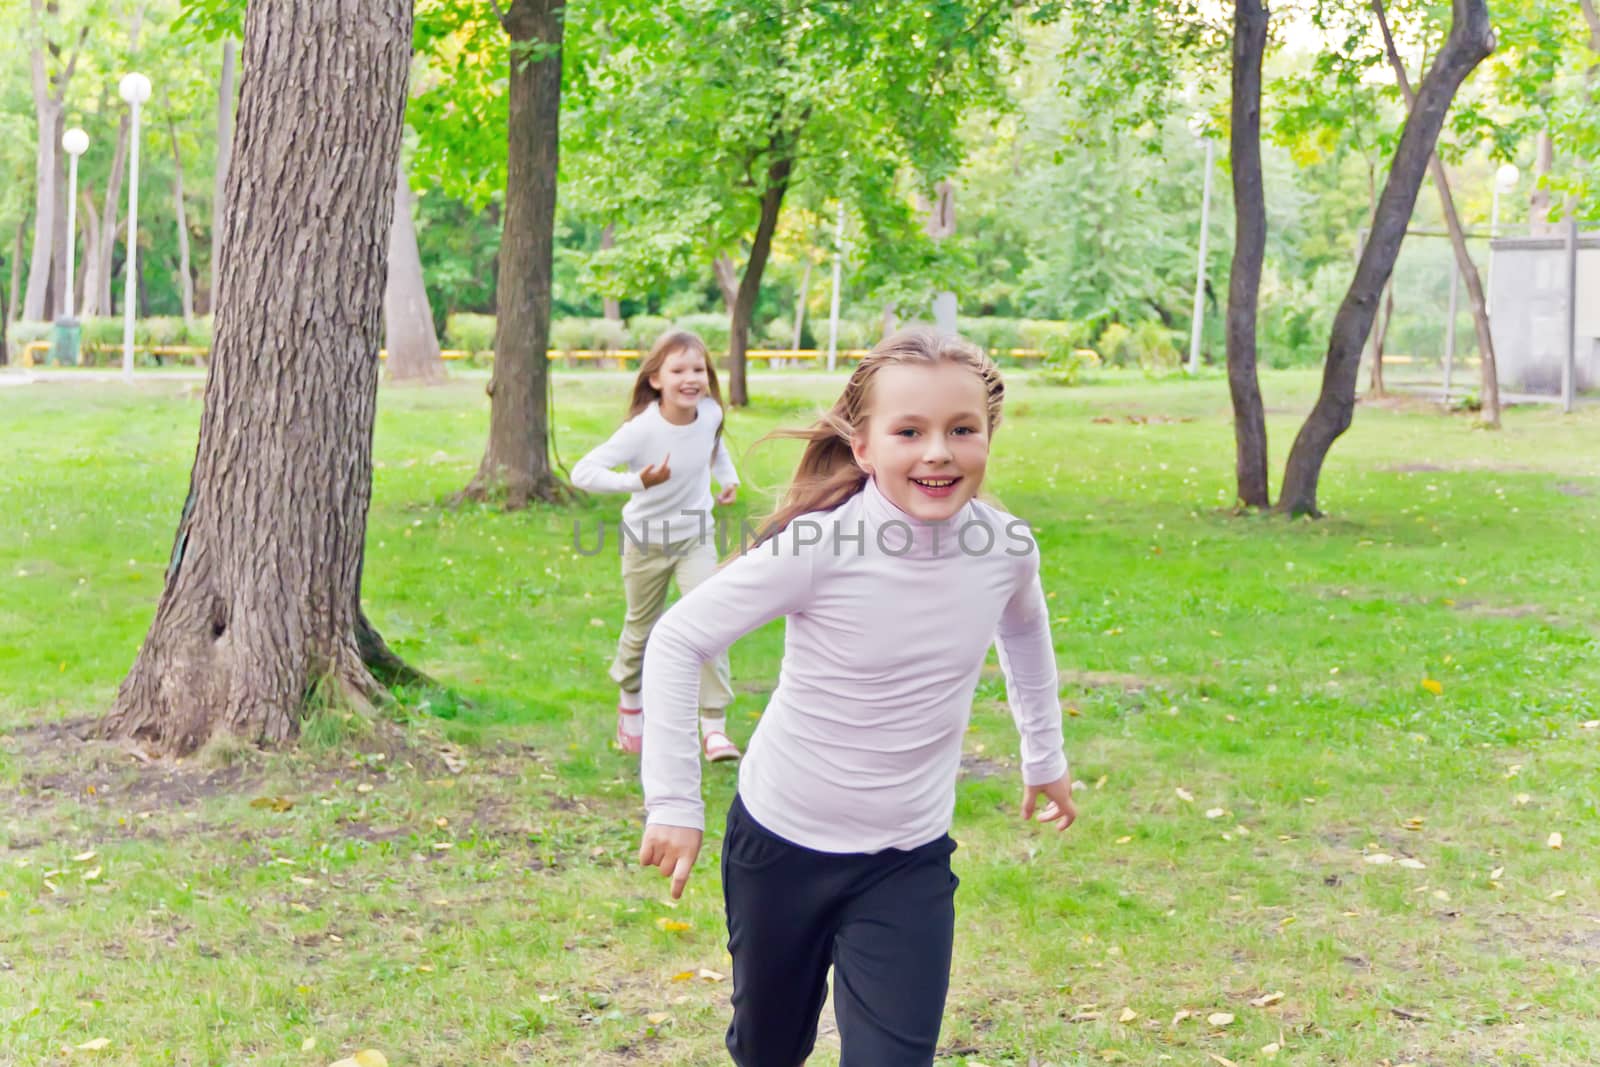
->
[165, 101, 196, 327]
[1227, 0, 1270, 508]
[384, 160, 445, 382]
[713, 253, 740, 315]
[726, 146, 794, 407]
[23, 58, 61, 319]
[599, 222, 621, 323]
[1529, 130, 1553, 234]
[1277, 0, 1493, 516]
[1367, 278, 1394, 396]
[460, 0, 567, 508]
[211, 38, 237, 315]
[77, 189, 99, 316]
[791, 254, 812, 350]
[95, 120, 130, 318]
[23, 1, 87, 321]
[925, 180, 957, 332]
[103, 0, 413, 756]
[1373, 0, 1499, 426]
[8, 215, 26, 326]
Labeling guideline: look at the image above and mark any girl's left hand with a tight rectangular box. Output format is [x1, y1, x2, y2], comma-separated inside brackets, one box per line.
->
[1022, 775, 1077, 832]
[715, 485, 738, 506]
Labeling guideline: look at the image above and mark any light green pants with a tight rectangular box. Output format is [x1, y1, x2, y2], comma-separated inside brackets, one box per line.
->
[609, 536, 732, 712]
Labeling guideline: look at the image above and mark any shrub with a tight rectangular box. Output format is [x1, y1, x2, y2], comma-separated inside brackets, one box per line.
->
[626, 315, 672, 351]
[1130, 320, 1181, 376]
[673, 313, 731, 353]
[445, 313, 496, 356]
[1096, 322, 1133, 367]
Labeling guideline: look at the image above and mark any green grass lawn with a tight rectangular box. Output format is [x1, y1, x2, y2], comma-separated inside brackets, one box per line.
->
[1, 368, 1597, 1066]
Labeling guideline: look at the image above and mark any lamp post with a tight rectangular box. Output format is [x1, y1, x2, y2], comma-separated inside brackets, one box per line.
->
[118, 72, 152, 381]
[1187, 113, 1215, 375]
[62, 128, 89, 320]
[1486, 162, 1519, 318]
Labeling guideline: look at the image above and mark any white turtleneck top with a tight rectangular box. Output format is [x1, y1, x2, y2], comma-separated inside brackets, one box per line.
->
[641, 476, 1069, 853]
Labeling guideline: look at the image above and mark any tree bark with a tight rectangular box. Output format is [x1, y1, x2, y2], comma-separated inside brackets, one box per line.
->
[791, 254, 812, 350]
[713, 253, 740, 315]
[212, 37, 237, 315]
[1529, 130, 1553, 234]
[1367, 278, 1393, 396]
[1227, 0, 1271, 508]
[460, 0, 568, 508]
[726, 146, 794, 407]
[1373, 0, 1499, 426]
[94, 117, 130, 318]
[8, 214, 26, 326]
[77, 188, 98, 317]
[23, 1, 72, 321]
[165, 99, 196, 327]
[384, 160, 446, 382]
[103, 0, 414, 756]
[599, 222, 621, 322]
[1277, 0, 1493, 516]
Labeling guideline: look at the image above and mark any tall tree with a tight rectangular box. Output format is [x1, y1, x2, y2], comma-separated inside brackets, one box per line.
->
[572, 0, 1024, 405]
[1278, 0, 1494, 516]
[384, 159, 446, 382]
[1373, 0, 1500, 426]
[105, 0, 414, 754]
[458, 0, 568, 505]
[23, 0, 88, 321]
[164, 92, 196, 327]
[1228, 0, 1271, 508]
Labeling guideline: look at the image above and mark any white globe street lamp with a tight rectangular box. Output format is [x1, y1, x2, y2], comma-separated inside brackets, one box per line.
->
[118, 72, 152, 381]
[62, 128, 89, 333]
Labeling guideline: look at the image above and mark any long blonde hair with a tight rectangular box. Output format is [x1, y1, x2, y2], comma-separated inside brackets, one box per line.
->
[754, 327, 1004, 545]
[628, 329, 725, 463]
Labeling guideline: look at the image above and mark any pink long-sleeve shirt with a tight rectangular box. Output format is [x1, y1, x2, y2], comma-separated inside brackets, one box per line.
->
[641, 476, 1069, 854]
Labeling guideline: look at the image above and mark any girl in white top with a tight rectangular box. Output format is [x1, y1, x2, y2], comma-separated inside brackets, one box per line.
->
[572, 330, 742, 762]
[637, 328, 1076, 1066]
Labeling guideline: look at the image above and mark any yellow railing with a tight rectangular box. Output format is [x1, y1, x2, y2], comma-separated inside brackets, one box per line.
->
[12, 339, 1482, 371]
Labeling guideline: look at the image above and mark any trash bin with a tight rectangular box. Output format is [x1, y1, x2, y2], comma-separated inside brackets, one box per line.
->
[51, 316, 82, 366]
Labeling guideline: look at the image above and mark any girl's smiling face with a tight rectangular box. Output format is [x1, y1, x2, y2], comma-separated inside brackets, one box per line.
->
[850, 361, 991, 522]
[650, 348, 710, 423]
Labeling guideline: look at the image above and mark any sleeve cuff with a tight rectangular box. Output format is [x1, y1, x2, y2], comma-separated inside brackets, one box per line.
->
[645, 806, 705, 833]
[1022, 751, 1070, 788]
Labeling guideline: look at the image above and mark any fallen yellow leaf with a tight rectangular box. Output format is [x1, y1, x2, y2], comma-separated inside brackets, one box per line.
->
[697, 968, 726, 982]
[670, 970, 696, 982]
[1171, 1009, 1192, 1025]
[72, 851, 97, 863]
[1118, 1007, 1138, 1023]
[1397, 858, 1426, 870]
[1115, 835, 1132, 845]
[1248, 991, 1284, 1008]
[1260, 1042, 1281, 1057]
[1548, 832, 1563, 850]
[1363, 853, 1393, 865]
[1207, 1012, 1234, 1027]
[1204, 808, 1225, 820]
[1207, 1054, 1238, 1067]
[76, 1038, 111, 1051]
[1175, 787, 1194, 802]
[655, 917, 691, 933]
[301, 1037, 316, 1051]
[1421, 679, 1443, 695]
[645, 1012, 670, 1026]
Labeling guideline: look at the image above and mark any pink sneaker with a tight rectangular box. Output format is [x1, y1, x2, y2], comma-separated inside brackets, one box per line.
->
[702, 730, 741, 763]
[615, 707, 643, 755]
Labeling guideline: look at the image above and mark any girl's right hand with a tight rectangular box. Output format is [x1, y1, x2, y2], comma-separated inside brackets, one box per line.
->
[639, 454, 672, 488]
[639, 823, 702, 899]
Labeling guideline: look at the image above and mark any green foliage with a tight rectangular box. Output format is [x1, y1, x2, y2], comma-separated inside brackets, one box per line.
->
[1130, 319, 1181, 375]
[549, 317, 628, 354]
[626, 315, 672, 351]
[445, 313, 497, 355]
[672, 313, 731, 354]
[1038, 337, 1100, 385]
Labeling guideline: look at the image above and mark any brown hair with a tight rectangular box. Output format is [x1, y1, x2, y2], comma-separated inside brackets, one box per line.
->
[753, 327, 1004, 545]
[628, 329, 726, 464]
